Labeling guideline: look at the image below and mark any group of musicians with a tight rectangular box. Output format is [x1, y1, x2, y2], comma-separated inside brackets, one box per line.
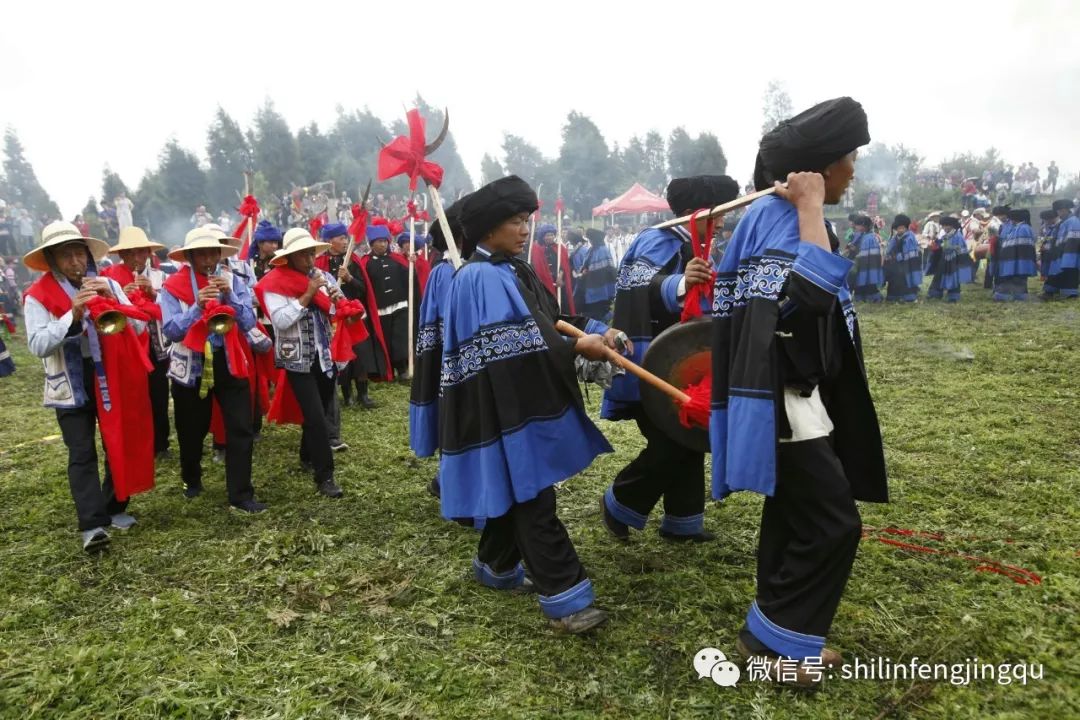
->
[23, 216, 424, 550]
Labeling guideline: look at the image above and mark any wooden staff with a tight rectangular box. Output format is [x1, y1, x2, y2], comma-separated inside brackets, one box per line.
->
[243, 170, 255, 254]
[427, 185, 462, 269]
[554, 183, 564, 311]
[526, 182, 543, 265]
[653, 186, 779, 230]
[555, 320, 690, 404]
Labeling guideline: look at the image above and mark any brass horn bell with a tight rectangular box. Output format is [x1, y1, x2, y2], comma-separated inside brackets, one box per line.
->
[207, 310, 236, 335]
[94, 310, 128, 336]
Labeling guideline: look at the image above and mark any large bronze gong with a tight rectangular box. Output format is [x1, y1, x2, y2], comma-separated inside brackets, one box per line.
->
[640, 318, 711, 453]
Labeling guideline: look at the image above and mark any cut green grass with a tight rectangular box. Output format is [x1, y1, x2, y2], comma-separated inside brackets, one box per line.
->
[0, 285, 1077, 718]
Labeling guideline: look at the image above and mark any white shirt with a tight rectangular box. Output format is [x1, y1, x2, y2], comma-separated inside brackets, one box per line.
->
[779, 386, 834, 443]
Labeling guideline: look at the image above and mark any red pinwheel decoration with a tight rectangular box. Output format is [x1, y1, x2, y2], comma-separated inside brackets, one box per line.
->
[377, 109, 449, 191]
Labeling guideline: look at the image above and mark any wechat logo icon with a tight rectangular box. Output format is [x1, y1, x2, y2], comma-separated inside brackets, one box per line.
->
[694, 647, 741, 688]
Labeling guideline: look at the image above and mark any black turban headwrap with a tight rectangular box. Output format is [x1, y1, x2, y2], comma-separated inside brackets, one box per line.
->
[460, 175, 538, 255]
[1052, 199, 1075, 212]
[666, 175, 740, 215]
[585, 228, 606, 244]
[1040, 209, 1057, 221]
[1008, 208, 1031, 224]
[992, 205, 1011, 216]
[940, 216, 961, 230]
[753, 96, 870, 191]
[892, 214, 911, 230]
[429, 194, 470, 253]
[853, 214, 873, 230]
[566, 229, 584, 247]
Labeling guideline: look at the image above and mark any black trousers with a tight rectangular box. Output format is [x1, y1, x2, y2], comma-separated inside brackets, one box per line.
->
[288, 367, 335, 483]
[753, 437, 862, 641]
[56, 359, 128, 531]
[170, 349, 255, 504]
[477, 487, 586, 598]
[610, 411, 705, 526]
[380, 308, 409, 372]
[149, 354, 170, 453]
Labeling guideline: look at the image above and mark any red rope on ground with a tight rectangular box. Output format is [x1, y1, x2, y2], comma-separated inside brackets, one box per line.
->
[862, 526, 1042, 586]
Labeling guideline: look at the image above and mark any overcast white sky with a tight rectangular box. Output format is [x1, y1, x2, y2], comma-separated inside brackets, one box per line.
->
[2, 0, 1076, 216]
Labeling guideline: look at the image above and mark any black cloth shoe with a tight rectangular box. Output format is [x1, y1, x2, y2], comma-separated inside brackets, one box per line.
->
[548, 607, 609, 634]
[231, 499, 268, 514]
[427, 476, 441, 499]
[183, 482, 203, 499]
[317, 478, 344, 498]
[300, 459, 314, 473]
[659, 529, 716, 543]
[358, 393, 376, 409]
[600, 496, 630, 541]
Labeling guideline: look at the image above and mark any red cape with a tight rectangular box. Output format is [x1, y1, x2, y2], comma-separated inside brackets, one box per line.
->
[26, 273, 154, 500]
[316, 252, 392, 381]
[529, 241, 575, 314]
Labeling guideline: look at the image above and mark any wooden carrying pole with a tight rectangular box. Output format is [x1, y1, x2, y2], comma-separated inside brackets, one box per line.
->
[653, 186, 778, 230]
[554, 320, 690, 404]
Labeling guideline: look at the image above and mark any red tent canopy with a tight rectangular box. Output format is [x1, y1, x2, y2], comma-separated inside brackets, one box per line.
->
[592, 183, 670, 217]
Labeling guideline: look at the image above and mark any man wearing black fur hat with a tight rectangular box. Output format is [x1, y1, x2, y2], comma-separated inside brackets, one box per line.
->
[712, 97, 885, 686]
[599, 175, 740, 544]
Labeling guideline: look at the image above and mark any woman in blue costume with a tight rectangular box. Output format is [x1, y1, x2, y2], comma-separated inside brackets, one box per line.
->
[844, 215, 884, 302]
[1041, 199, 1080, 300]
[883, 214, 923, 302]
[993, 208, 1037, 301]
[711, 97, 887, 687]
[439, 175, 631, 634]
[925, 216, 973, 302]
[576, 228, 618, 322]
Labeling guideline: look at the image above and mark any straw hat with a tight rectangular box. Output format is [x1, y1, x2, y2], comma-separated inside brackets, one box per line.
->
[926, 210, 942, 219]
[271, 228, 330, 266]
[23, 221, 111, 272]
[168, 227, 240, 262]
[204, 223, 243, 249]
[109, 226, 165, 253]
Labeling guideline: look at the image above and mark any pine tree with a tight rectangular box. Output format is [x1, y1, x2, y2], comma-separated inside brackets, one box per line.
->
[2, 128, 60, 219]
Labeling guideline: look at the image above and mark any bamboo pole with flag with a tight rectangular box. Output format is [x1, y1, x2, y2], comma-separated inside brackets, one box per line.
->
[377, 107, 460, 271]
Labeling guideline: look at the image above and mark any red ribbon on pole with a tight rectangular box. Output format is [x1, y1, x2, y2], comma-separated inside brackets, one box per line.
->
[680, 209, 716, 323]
[233, 194, 261, 257]
[348, 203, 369, 242]
[405, 199, 430, 223]
[309, 216, 325, 242]
[377, 109, 445, 191]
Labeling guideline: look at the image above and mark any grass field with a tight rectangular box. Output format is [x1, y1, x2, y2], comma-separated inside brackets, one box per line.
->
[0, 286, 1078, 719]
